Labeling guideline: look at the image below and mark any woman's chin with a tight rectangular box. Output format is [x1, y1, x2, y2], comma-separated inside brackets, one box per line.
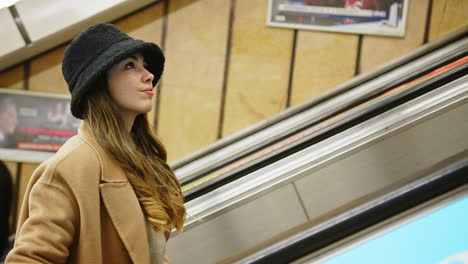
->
[139, 106, 153, 115]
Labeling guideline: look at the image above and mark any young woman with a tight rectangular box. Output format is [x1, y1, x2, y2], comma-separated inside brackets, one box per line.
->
[6, 23, 186, 264]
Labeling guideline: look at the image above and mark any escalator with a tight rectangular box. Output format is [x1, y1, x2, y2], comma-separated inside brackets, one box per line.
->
[169, 74, 467, 264]
[165, 27, 468, 264]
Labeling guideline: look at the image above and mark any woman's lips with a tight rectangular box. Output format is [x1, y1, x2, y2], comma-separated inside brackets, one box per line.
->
[141, 88, 154, 95]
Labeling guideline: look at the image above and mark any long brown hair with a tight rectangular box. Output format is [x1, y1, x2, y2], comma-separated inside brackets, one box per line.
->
[83, 79, 185, 233]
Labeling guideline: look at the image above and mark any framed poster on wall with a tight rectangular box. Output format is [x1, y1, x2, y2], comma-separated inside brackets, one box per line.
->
[0, 89, 81, 163]
[267, 0, 409, 37]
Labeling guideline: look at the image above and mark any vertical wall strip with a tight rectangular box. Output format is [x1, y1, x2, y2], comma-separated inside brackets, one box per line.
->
[423, 0, 434, 43]
[8, 5, 31, 45]
[217, 0, 236, 140]
[153, 0, 170, 132]
[23, 61, 30, 92]
[354, 35, 363, 76]
[11, 164, 22, 233]
[286, 30, 298, 108]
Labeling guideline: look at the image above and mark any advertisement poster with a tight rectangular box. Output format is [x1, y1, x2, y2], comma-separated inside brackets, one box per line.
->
[0, 89, 81, 163]
[267, 0, 408, 37]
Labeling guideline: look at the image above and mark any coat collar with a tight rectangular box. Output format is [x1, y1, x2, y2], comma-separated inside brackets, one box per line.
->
[77, 122, 128, 183]
[77, 121, 151, 264]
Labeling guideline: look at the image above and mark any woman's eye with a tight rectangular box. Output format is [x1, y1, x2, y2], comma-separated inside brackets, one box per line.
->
[124, 62, 135, 69]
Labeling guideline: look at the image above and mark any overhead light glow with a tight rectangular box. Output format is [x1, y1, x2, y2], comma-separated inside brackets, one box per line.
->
[0, 0, 21, 9]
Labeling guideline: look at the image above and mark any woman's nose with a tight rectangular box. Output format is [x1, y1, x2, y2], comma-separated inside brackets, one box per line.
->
[143, 68, 154, 84]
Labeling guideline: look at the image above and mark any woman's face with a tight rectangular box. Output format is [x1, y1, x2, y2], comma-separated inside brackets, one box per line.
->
[107, 53, 155, 118]
[0, 103, 18, 134]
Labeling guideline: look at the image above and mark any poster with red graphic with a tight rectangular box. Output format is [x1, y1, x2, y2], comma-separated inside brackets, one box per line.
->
[267, 0, 408, 37]
[0, 89, 81, 163]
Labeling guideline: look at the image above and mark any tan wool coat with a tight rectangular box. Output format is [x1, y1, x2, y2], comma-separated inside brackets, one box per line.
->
[6, 122, 170, 264]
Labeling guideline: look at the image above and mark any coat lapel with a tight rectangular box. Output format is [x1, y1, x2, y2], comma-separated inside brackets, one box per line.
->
[78, 122, 150, 264]
[100, 182, 150, 264]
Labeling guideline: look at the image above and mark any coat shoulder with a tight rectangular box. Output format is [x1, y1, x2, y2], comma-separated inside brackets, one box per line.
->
[37, 135, 102, 187]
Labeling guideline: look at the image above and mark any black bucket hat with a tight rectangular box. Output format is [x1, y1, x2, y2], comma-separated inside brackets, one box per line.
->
[62, 23, 165, 119]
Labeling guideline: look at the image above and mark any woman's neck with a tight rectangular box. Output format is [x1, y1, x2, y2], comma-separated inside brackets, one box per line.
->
[119, 111, 136, 133]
